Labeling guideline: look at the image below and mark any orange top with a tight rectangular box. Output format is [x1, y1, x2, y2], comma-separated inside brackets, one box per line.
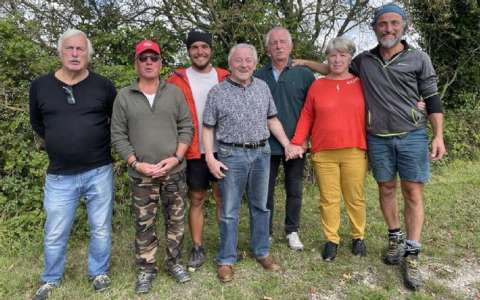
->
[291, 76, 367, 152]
[167, 67, 230, 159]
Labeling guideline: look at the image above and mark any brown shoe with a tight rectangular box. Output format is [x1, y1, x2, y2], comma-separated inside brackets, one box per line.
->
[217, 265, 234, 283]
[256, 255, 281, 271]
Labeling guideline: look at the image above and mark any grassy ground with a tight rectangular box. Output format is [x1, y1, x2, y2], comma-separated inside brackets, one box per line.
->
[1, 160, 479, 300]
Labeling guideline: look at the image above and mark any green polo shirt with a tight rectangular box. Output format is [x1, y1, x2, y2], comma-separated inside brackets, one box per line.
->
[255, 60, 315, 155]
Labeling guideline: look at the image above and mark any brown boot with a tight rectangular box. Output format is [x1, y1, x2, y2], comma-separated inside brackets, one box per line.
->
[256, 255, 281, 271]
[217, 265, 234, 283]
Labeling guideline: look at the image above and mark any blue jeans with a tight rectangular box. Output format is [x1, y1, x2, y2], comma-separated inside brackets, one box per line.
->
[41, 164, 114, 284]
[367, 129, 430, 183]
[216, 144, 271, 265]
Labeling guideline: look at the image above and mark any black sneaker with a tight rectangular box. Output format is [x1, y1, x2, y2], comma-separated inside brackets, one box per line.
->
[322, 241, 338, 261]
[32, 282, 58, 300]
[134, 271, 156, 294]
[187, 245, 206, 271]
[403, 254, 423, 291]
[167, 264, 191, 283]
[92, 274, 111, 292]
[384, 233, 405, 265]
[352, 239, 367, 257]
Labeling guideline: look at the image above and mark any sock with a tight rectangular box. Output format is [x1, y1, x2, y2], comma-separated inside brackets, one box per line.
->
[388, 228, 403, 239]
[405, 239, 421, 256]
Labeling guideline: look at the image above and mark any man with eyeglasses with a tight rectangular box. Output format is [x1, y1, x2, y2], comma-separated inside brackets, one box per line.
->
[29, 29, 116, 300]
[167, 29, 229, 272]
[111, 40, 193, 293]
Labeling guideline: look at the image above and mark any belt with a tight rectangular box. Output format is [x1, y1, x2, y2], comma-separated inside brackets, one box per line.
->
[219, 139, 267, 149]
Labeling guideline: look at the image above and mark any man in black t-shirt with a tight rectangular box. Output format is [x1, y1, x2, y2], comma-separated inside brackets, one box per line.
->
[29, 29, 116, 300]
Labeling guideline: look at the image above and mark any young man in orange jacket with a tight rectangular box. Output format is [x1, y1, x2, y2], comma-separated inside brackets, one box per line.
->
[167, 29, 229, 271]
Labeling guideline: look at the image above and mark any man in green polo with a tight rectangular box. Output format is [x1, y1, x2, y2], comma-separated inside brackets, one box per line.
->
[255, 26, 315, 251]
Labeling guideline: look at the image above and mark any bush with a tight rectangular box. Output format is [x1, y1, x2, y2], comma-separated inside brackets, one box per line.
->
[442, 108, 480, 160]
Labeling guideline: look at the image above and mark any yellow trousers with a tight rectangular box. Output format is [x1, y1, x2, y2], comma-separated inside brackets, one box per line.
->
[311, 148, 367, 244]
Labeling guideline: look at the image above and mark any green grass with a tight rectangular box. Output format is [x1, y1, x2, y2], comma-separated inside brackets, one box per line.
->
[1, 160, 480, 299]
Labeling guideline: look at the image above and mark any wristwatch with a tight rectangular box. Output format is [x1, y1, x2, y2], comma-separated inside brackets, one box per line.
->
[174, 154, 184, 164]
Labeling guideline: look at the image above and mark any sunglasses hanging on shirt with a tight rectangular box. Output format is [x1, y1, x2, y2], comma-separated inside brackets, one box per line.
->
[62, 86, 76, 105]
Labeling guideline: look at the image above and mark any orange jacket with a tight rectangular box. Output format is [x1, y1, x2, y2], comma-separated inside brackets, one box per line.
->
[167, 67, 229, 160]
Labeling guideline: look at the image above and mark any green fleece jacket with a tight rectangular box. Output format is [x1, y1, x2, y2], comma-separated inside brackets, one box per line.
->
[111, 79, 193, 178]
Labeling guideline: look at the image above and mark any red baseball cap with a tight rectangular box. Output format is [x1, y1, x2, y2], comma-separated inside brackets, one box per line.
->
[135, 40, 161, 56]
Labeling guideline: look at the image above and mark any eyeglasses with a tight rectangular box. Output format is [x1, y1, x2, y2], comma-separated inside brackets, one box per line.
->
[137, 54, 161, 63]
[62, 86, 76, 105]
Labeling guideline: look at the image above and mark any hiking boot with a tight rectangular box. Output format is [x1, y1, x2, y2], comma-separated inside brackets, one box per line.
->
[352, 239, 367, 257]
[134, 271, 156, 294]
[403, 254, 423, 291]
[32, 282, 58, 300]
[286, 232, 304, 251]
[187, 245, 206, 272]
[322, 241, 338, 261]
[256, 255, 281, 271]
[217, 264, 234, 283]
[384, 233, 405, 265]
[92, 274, 111, 292]
[167, 264, 191, 283]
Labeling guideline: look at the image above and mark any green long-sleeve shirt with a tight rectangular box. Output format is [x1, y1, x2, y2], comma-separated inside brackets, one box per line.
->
[255, 60, 315, 155]
[111, 79, 193, 178]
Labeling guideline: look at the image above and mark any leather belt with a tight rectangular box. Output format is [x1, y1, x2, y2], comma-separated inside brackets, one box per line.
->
[219, 139, 267, 149]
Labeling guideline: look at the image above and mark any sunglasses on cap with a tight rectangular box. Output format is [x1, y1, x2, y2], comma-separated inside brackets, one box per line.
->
[62, 86, 76, 105]
[137, 54, 161, 63]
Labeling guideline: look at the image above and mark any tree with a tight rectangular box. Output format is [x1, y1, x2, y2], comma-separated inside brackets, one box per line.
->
[156, 0, 374, 66]
[407, 0, 480, 109]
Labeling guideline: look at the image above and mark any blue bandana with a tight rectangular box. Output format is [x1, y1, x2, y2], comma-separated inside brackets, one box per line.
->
[372, 3, 407, 26]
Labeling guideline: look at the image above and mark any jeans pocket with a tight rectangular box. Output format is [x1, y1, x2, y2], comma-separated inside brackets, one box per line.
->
[217, 145, 233, 158]
[261, 144, 271, 155]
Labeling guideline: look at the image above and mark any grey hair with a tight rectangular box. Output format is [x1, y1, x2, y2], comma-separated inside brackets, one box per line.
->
[57, 29, 94, 61]
[325, 36, 356, 56]
[265, 26, 292, 47]
[227, 43, 258, 66]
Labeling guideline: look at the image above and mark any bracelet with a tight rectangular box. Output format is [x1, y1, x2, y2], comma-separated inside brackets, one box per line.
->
[173, 154, 184, 164]
[131, 160, 138, 169]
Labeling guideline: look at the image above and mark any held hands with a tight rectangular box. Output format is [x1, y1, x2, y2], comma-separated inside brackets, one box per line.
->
[285, 143, 304, 161]
[206, 156, 229, 179]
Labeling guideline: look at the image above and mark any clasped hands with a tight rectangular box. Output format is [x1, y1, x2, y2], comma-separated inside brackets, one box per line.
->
[135, 157, 179, 178]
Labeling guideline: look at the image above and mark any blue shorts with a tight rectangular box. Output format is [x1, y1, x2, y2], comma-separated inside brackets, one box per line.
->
[367, 129, 430, 183]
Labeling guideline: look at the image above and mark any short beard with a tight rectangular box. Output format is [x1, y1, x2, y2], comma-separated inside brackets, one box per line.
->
[191, 59, 211, 71]
[378, 35, 402, 49]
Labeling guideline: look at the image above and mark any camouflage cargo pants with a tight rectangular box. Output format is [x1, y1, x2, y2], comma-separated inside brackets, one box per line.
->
[130, 170, 187, 272]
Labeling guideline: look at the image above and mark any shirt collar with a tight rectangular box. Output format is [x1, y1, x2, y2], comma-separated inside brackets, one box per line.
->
[226, 77, 254, 88]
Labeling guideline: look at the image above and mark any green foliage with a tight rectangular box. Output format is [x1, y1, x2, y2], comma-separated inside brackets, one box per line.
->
[408, 0, 480, 109]
[0, 15, 58, 107]
[0, 108, 47, 250]
[442, 108, 480, 160]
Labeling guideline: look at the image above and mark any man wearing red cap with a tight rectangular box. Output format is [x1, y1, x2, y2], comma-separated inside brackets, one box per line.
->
[111, 40, 193, 293]
[167, 29, 229, 272]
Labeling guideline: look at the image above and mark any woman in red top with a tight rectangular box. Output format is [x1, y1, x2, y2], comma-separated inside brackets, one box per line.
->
[291, 37, 367, 261]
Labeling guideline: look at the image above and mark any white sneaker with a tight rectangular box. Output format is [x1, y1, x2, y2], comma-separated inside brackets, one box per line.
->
[286, 232, 304, 251]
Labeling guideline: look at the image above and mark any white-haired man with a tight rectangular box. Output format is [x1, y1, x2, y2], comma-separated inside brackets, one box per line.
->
[203, 43, 302, 282]
[29, 29, 116, 299]
[255, 27, 315, 251]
